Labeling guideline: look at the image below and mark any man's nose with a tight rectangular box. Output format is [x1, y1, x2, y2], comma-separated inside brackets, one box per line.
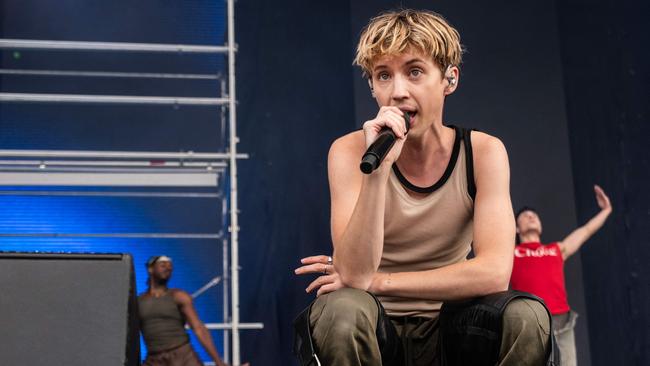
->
[391, 76, 409, 100]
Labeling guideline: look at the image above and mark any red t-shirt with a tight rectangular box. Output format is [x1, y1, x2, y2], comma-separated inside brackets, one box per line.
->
[510, 242, 570, 315]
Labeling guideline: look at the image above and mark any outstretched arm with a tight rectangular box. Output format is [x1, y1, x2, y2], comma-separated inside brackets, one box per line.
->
[559, 185, 612, 260]
[174, 290, 229, 366]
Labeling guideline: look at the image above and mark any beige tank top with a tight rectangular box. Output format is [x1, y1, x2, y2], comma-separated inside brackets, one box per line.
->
[379, 127, 474, 318]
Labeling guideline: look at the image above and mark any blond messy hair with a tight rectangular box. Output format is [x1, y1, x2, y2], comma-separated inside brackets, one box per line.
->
[354, 9, 464, 77]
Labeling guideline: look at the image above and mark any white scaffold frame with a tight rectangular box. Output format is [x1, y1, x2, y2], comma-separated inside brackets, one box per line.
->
[0, 1, 259, 364]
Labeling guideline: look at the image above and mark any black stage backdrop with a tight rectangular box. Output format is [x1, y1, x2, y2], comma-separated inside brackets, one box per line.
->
[556, 0, 650, 365]
[235, 1, 356, 364]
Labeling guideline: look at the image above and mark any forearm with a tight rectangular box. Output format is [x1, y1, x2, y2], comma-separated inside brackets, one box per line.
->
[369, 256, 511, 301]
[584, 207, 612, 235]
[563, 208, 612, 258]
[194, 326, 224, 366]
[334, 169, 390, 289]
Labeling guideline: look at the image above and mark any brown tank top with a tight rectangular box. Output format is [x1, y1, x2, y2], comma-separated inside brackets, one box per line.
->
[379, 127, 474, 318]
[138, 291, 190, 353]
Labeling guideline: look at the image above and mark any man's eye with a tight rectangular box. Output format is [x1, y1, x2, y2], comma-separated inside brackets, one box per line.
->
[377, 72, 390, 81]
[410, 69, 422, 77]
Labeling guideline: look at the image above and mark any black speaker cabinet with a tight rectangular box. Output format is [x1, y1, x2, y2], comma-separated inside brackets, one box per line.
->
[0, 252, 139, 366]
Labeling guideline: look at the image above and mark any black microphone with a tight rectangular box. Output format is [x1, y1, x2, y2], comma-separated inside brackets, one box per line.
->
[359, 112, 411, 174]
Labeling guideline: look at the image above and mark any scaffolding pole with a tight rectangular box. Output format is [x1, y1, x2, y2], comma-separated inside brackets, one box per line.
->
[226, 0, 242, 363]
[0, 93, 228, 106]
[0, 68, 221, 80]
[0, 38, 229, 53]
[0, 149, 247, 160]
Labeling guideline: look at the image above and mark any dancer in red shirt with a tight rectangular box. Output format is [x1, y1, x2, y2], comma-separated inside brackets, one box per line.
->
[511, 185, 612, 366]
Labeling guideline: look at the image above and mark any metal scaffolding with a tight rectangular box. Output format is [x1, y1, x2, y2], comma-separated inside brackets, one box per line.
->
[0, 1, 259, 364]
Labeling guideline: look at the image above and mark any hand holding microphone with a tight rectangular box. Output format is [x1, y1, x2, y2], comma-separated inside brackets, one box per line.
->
[360, 107, 411, 174]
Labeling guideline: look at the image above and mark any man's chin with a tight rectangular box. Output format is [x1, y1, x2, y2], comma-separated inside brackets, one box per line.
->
[520, 228, 541, 236]
[155, 278, 170, 286]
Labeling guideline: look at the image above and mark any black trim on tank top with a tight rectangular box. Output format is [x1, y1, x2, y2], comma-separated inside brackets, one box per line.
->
[462, 127, 477, 201]
[392, 125, 462, 194]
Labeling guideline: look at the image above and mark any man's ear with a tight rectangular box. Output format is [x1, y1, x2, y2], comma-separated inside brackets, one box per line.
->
[367, 79, 375, 97]
[444, 65, 459, 95]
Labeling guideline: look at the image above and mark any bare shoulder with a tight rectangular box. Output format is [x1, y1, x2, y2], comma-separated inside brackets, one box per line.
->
[470, 131, 509, 169]
[170, 289, 192, 304]
[468, 131, 510, 189]
[470, 130, 507, 157]
[328, 130, 366, 163]
[328, 130, 366, 180]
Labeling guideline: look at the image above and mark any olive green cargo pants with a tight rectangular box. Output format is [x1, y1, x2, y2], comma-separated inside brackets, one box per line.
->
[309, 288, 550, 366]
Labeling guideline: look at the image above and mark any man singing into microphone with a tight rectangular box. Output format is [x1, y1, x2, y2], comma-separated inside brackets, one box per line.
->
[294, 9, 551, 366]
